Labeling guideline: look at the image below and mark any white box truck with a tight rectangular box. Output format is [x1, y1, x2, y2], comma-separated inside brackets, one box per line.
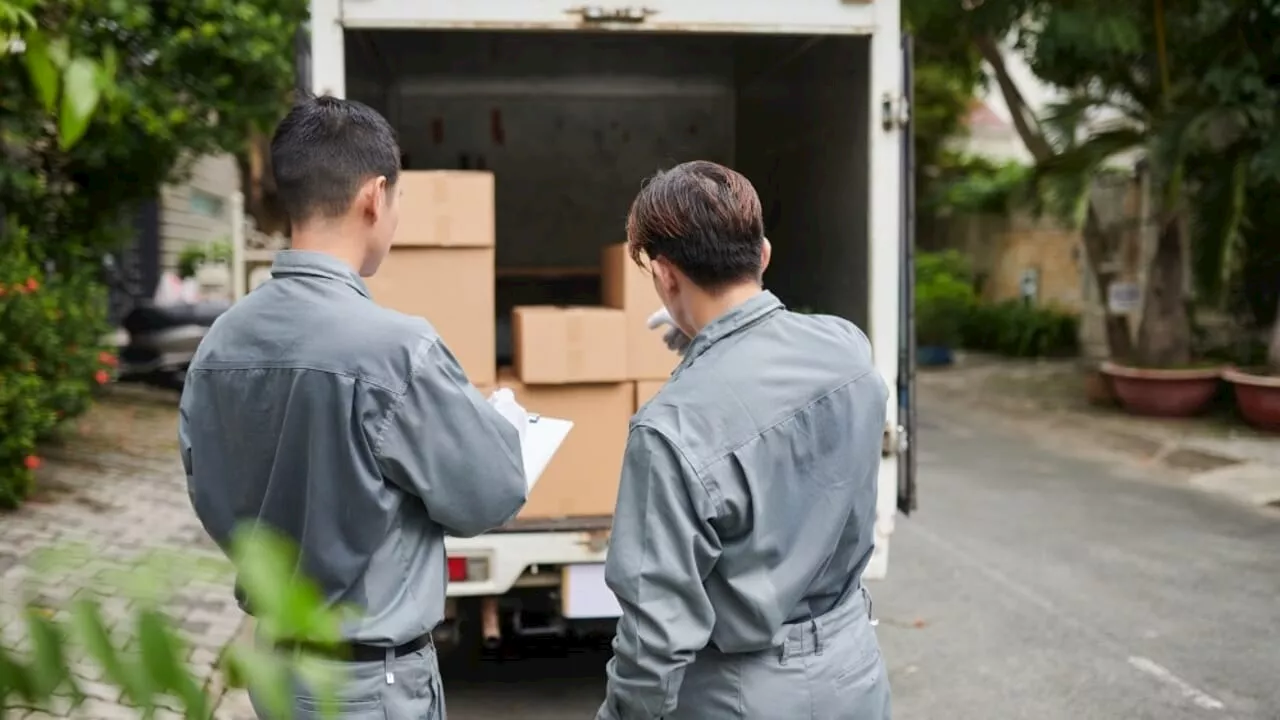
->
[301, 0, 918, 653]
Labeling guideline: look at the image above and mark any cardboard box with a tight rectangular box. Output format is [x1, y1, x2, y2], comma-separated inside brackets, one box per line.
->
[634, 380, 667, 411]
[394, 171, 494, 248]
[366, 247, 496, 386]
[601, 243, 680, 380]
[496, 370, 633, 520]
[511, 306, 627, 384]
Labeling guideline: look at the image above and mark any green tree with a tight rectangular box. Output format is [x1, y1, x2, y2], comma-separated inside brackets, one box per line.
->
[0, 0, 308, 271]
[907, 0, 1280, 368]
[0, 0, 112, 150]
[905, 3, 985, 173]
[904, 0, 1139, 361]
[1029, 0, 1280, 368]
[904, 1, 986, 247]
[1178, 0, 1280, 372]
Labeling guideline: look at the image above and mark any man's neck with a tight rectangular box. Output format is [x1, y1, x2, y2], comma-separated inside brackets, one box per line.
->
[688, 283, 764, 334]
[290, 224, 365, 275]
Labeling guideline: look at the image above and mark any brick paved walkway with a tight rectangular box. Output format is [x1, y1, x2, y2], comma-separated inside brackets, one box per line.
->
[0, 388, 250, 719]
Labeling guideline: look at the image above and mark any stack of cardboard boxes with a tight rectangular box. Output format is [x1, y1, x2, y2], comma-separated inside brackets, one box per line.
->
[366, 170, 679, 522]
[366, 171, 497, 387]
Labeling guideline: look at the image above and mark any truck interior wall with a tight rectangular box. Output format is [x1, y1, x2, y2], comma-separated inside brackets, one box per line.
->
[347, 30, 871, 331]
[735, 37, 871, 328]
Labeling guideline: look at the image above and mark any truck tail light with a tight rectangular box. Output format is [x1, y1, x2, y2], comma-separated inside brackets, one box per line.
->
[447, 556, 490, 583]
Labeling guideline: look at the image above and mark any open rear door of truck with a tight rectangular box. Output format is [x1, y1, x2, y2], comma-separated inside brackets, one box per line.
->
[897, 33, 918, 515]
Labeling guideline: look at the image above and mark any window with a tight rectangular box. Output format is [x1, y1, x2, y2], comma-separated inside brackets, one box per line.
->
[189, 190, 225, 219]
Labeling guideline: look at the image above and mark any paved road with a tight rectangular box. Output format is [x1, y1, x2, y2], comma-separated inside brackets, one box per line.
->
[441, 398, 1280, 720]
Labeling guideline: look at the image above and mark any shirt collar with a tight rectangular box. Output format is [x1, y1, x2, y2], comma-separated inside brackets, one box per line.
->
[270, 250, 371, 299]
[677, 290, 784, 370]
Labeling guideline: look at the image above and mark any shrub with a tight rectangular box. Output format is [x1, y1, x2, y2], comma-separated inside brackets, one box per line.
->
[962, 300, 1080, 358]
[0, 224, 114, 508]
[915, 251, 977, 348]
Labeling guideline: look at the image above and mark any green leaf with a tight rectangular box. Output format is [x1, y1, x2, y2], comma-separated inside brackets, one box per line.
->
[21, 32, 58, 113]
[136, 608, 209, 718]
[222, 645, 292, 719]
[58, 57, 103, 150]
[45, 36, 69, 67]
[23, 607, 72, 699]
[68, 598, 151, 709]
[0, 644, 38, 705]
[98, 45, 118, 92]
[229, 527, 344, 646]
[294, 655, 346, 720]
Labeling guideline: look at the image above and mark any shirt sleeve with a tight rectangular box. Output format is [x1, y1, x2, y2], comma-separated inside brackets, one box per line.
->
[596, 425, 721, 720]
[374, 336, 528, 538]
[180, 382, 233, 552]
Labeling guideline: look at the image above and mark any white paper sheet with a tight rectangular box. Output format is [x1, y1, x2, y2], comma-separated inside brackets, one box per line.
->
[522, 415, 573, 491]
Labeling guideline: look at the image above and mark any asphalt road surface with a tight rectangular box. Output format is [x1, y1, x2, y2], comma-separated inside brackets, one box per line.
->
[441, 398, 1280, 720]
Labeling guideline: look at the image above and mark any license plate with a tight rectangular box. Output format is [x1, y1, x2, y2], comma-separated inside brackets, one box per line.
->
[561, 563, 622, 619]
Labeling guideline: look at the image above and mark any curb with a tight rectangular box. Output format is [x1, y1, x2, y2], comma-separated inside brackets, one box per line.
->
[1187, 463, 1280, 509]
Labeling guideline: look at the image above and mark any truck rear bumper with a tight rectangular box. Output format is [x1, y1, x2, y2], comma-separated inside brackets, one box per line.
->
[445, 526, 610, 597]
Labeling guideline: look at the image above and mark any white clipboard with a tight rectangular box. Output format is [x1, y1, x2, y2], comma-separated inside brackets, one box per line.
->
[522, 414, 573, 492]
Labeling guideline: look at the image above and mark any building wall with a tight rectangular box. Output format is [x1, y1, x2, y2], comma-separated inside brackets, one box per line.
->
[940, 212, 1085, 311]
[931, 177, 1145, 361]
[158, 153, 241, 272]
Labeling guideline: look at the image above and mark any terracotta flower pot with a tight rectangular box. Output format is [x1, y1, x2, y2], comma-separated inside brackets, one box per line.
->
[1222, 367, 1280, 432]
[1082, 365, 1117, 407]
[1100, 362, 1222, 418]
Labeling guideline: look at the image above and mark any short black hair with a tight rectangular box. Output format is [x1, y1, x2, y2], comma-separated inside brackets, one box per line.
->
[270, 95, 401, 225]
[626, 161, 765, 290]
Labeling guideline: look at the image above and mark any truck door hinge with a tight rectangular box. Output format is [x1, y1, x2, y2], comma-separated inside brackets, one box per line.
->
[882, 424, 909, 457]
[881, 93, 910, 132]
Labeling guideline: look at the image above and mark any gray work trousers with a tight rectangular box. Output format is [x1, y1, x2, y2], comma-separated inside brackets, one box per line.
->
[249, 640, 446, 719]
[671, 588, 891, 720]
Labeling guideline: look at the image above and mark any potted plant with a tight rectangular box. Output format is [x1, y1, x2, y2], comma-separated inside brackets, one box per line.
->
[915, 251, 976, 367]
[1222, 304, 1280, 432]
[176, 239, 233, 280]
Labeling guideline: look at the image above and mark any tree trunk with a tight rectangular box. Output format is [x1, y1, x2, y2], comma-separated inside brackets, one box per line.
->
[1134, 212, 1192, 367]
[237, 127, 289, 236]
[975, 34, 1134, 361]
[1268, 294, 1280, 374]
[1082, 205, 1136, 362]
[974, 35, 1054, 162]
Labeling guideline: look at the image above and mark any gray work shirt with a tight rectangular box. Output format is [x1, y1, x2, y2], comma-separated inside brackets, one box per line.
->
[597, 291, 888, 720]
[179, 250, 527, 646]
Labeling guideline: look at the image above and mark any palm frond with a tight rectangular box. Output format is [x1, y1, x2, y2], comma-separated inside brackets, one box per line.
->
[1034, 126, 1147, 179]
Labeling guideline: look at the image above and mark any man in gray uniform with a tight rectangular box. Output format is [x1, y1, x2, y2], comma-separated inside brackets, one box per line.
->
[180, 96, 529, 718]
[596, 160, 892, 720]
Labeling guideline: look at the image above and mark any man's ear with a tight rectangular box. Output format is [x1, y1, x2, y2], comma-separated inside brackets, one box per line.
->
[650, 256, 680, 297]
[760, 237, 772, 277]
[358, 176, 387, 223]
